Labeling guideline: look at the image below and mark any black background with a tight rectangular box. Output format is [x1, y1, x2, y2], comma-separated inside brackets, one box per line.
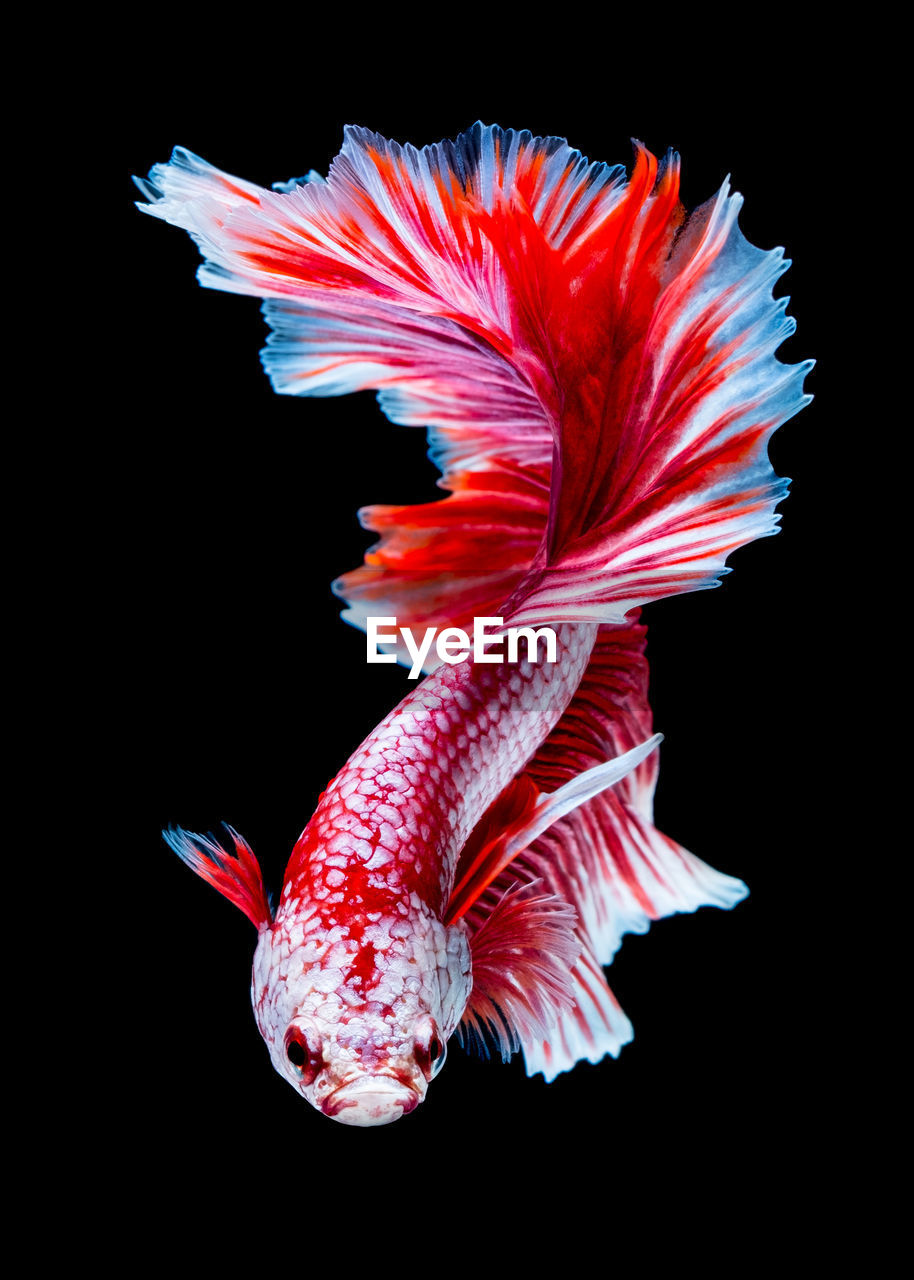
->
[100, 48, 848, 1245]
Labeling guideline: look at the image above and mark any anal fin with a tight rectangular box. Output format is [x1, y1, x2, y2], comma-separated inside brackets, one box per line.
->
[456, 619, 748, 1078]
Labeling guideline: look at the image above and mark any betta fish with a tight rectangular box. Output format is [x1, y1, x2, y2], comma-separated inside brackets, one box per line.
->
[136, 123, 811, 1126]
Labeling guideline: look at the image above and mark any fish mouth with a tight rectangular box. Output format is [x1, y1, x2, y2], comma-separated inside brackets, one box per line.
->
[322, 1075, 420, 1127]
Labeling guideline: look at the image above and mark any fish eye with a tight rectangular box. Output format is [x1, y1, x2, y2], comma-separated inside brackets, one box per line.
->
[285, 1026, 321, 1086]
[414, 1016, 446, 1081]
[429, 1036, 446, 1078]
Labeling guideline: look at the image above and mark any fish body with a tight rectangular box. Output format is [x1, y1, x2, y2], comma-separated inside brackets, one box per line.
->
[252, 623, 595, 1123]
[142, 124, 811, 1125]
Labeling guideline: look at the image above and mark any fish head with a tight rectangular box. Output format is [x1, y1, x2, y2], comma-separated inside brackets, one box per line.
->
[251, 902, 472, 1126]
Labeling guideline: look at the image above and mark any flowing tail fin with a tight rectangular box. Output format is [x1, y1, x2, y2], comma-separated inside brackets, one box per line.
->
[135, 124, 811, 649]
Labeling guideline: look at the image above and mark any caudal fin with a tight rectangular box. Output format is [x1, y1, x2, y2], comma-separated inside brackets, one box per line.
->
[135, 125, 810, 649]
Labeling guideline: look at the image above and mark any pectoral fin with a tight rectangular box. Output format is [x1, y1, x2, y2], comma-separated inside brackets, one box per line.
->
[163, 825, 272, 930]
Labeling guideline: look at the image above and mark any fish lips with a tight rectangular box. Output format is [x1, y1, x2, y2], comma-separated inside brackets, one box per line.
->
[322, 1074, 421, 1126]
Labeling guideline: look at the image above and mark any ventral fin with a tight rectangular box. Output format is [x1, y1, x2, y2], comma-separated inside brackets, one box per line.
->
[445, 736, 662, 924]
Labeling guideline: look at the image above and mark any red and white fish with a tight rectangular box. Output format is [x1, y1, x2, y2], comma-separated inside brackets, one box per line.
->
[137, 123, 811, 1126]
